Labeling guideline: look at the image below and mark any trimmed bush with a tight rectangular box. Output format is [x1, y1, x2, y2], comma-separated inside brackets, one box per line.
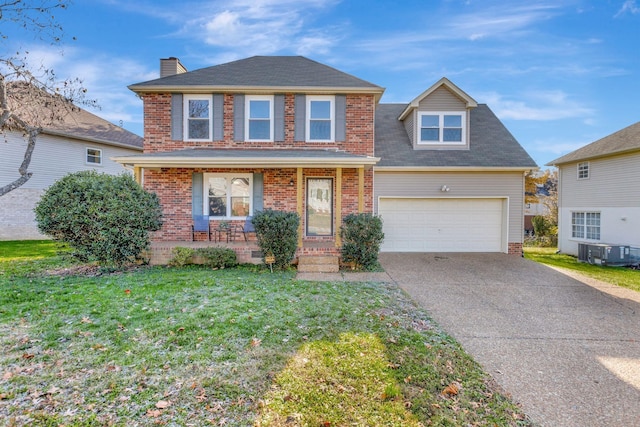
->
[168, 247, 238, 269]
[340, 213, 384, 271]
[196, 247, 238, 269]
[168, 247, 195, 267]
[34, 171, 162, 267]
[251, 209, 300, 270]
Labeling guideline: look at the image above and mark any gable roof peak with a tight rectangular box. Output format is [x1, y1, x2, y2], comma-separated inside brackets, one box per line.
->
[398, 77, 478, 121]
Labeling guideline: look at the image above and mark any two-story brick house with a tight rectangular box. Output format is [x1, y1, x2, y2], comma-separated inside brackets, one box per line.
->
[115, 56, 536, 265]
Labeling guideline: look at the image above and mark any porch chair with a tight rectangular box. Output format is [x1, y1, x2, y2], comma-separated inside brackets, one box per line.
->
[192, 215, 211, 241]
[242, 216, 256, 241]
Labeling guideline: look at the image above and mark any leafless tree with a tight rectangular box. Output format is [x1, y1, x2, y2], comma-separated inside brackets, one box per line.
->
[1, 0, 95, 196]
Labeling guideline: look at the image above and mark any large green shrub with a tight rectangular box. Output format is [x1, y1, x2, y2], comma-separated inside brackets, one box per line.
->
[340, 213, 384, 270]
[251, 209, 300, 270]
[34, 171, 163, 266]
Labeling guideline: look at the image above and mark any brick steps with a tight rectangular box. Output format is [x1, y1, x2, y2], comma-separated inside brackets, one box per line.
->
[297, 255, 340, 273]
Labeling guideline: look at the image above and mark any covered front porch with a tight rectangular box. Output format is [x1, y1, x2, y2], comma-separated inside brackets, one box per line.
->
[114, 148, 379, 267]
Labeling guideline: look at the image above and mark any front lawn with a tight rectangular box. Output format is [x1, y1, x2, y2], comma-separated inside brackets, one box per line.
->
[524, 247, 640, 293]
[0, 241, 531, 426]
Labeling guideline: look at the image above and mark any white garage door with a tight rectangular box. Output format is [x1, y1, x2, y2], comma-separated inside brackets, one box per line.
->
[379, 198, 504, 252]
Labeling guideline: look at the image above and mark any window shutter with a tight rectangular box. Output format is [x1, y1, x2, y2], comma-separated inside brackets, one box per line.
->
[294, 94, 306, 142]
[213, 94, 224, 141]
[171, 94, 183, 140]
[253, 173, 264, 213]
[274, 94, 285, 142]
[192, 172, 203, 216]
[335, 94, 346, 142]
[234, 94, 245, 141]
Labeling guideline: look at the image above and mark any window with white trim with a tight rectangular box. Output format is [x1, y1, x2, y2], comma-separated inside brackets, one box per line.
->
[577, 162, 589, 179]
[184, 95, 212, 141]
[86, 148, 102, 165]
[572, 211, 600, 240]
[246, 95, 273, 141]
[204, 173, 252, 218]
[418, 111, 465, 145]
[306, 96, 334, 141]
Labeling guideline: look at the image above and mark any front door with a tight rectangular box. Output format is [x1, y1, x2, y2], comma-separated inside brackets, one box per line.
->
[306, 178, 333, 236]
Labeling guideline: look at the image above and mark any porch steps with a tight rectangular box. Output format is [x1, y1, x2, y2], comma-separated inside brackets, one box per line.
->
[297, 255, 340, 273]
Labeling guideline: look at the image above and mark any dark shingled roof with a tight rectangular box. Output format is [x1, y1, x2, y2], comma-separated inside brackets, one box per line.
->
[130, 56, 382, 91]
[45, 108, 143, 149]
[546, 121, 640, 166]
[6, 82, 142, 150]
[375, 103, 537, 168]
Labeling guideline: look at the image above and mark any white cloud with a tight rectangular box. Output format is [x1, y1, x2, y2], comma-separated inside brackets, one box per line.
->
[616, 0, 640, 17]
[480, 90, 594, 121]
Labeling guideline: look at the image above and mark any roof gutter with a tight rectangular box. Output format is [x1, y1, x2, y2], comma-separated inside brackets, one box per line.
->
[42, 129, 143, 151]
[374, 166, 538, 172]
[112, 155, 380, 169]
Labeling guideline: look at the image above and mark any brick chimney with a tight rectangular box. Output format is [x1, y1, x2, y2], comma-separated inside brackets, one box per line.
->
[160, 57, 187, 78]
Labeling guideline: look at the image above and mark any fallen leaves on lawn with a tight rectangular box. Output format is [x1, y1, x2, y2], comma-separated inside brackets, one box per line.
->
[442, 383, 459, 397]
[156, 400, 172, 409]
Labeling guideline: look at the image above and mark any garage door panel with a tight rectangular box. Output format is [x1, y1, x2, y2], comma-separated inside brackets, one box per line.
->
[379, 198, 504, 252]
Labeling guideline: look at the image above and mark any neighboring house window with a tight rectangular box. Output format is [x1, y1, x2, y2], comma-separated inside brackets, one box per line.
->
[577, 162, 589, 179]
[246, 95, 273, 141]
[184, 95, 212, 141]
[572, 212, 600, 240]
[204, 173, 252, 218]
[306, 96, 335, 141]
[86, 148, 102, 165]
[418, 112, 465, 144]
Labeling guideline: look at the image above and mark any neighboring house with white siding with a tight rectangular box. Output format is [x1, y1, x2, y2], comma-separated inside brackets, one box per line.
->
[1, 103, 143, 240]
[547, 121, 640, 256]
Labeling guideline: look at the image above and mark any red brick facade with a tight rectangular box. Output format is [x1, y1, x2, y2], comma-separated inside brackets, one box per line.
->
[140, 92, 376, 245]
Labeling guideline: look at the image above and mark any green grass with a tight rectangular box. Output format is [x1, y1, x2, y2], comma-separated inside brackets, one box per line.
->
[0, 241, 531, 426]
[524, 247, 640, 292]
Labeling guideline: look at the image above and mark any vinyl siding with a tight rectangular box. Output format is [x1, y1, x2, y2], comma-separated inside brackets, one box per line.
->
[557, 151, 640, 255]
[0, 130, 138, 190]
[1, 130, 140, 240]
[374, 171, 524, 245]
[418, 87, 467, 111]
[558, 152, 640, 208]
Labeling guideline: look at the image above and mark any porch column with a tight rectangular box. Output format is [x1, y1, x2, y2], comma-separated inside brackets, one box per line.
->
[335, 167, 342, 248]
[297, 167, 303, 248]
[134, 166, 142, 185]
[358, 167, 365, 213]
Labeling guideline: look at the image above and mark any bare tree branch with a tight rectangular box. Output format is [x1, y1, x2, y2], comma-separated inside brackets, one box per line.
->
[1, 0, 97, 196]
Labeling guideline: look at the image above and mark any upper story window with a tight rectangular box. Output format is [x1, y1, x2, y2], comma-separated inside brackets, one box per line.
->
[184, 95, 212, 141]
[246, 95, 273, 141]
[307, 96, 335, 142]
[577, 162, 589, 179]
[86, 148, 102, 165]
[418, 111, 465, 145]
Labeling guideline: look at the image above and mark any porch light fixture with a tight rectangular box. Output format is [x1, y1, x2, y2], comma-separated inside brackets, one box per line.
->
[441, 185, 450, 192]
[289, 179, 295, 186]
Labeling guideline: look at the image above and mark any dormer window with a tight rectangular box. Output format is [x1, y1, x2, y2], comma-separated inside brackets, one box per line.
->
[418, 112, 465, 145]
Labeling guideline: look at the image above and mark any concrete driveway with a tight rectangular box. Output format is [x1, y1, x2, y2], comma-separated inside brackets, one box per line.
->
[379, 252, 640, 427]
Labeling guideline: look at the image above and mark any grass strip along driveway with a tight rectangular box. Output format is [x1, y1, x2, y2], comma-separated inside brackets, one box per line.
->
[0, 242, 530, 426]
[524, 247, 640, 293]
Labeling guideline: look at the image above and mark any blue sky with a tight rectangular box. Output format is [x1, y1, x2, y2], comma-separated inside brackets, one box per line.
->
[5, 0, 640, 167]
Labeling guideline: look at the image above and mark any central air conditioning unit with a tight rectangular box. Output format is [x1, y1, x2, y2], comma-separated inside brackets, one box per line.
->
[578, 243, 631, 266]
